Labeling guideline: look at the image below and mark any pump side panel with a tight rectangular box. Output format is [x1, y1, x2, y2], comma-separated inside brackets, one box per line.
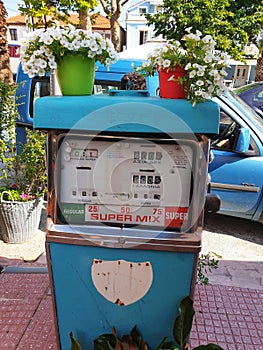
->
[48, 242, 196, 350]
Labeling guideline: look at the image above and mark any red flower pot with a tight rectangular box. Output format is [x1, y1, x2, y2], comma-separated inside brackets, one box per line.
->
[158, 67, 187, 99]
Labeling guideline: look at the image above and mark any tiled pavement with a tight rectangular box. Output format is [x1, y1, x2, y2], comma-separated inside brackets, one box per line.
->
[0, 257, 263, 350]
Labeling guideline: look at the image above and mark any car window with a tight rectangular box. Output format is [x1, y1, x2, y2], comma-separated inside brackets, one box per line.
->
[211, 107, 257, 154]
[211, 109, 239, 151]
[226, 90, 263, 131]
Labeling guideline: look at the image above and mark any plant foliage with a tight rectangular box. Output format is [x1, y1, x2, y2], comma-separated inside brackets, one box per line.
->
[19, 0, 98, 29]
[197, 253, 219, 286]
[0, 81, 47, 202]
[70, 296, 224, 350]
[136, 29, 228, 106]
[145, 0, 263, 60]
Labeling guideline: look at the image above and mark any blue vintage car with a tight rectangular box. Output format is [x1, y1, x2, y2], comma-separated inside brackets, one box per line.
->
[210, 91, 263, 223]
[15, 62, 263, 223]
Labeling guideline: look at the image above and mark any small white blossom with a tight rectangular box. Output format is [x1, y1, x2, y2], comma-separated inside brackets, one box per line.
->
[196, 80, 204, 86]
[20, 25, 118, 77]
[163, 59, 171, 68]
[189, 70, 196, 78]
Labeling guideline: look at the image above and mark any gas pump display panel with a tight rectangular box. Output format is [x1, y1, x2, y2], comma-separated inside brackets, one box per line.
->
[56, 134, 197, 231]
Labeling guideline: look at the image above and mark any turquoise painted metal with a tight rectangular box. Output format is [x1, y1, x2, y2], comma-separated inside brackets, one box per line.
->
[34, 92, 219, 134]
[38, 91, 220, 350]
[49, 242, 195, 350]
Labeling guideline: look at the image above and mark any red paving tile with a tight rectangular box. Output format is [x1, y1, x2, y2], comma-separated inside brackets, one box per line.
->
[191, 285, 263, 349]
[0, 272, 263, 350]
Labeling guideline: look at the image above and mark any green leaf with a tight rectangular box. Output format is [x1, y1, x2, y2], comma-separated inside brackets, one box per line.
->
[130, 326, 148, 350]
[193, 344, 224, 350]
[173, 296, 195, 347]
[156, 336, 175, 350]
[70, 332, 82, 350]
[94, 333, 117, 350]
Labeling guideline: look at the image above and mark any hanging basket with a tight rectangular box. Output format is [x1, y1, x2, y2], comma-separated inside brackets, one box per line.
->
[56, 53, 95, 96]
[0, 192, 44, 244]
[158, 67, 187, 99]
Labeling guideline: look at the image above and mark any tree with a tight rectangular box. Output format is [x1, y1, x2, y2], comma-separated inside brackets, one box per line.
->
[99, 0, 129, 51]
[0, 1, 13, 84]
[145, 0, 263, 61]
[19, 0, 98, 32]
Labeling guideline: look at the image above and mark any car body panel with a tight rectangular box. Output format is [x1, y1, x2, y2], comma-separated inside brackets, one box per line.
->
[209, 91, 263, 222]
[209, 151, 263, 218]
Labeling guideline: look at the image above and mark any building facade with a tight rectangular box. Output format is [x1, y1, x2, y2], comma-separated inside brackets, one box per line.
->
[6, 13, 114, 76]
[125, 0, 163, 51]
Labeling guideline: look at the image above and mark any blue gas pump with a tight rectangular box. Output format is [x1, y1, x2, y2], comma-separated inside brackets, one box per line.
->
[34, 91, 219, 350]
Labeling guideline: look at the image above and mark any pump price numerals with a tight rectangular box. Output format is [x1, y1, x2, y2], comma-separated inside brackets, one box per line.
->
[85, 205, 188, 228]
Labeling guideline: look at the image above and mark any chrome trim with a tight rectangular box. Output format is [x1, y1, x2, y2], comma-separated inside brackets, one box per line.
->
[211, 182, 260, 193]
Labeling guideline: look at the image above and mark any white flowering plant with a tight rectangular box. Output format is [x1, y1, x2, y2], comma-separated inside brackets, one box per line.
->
[136, 29, 229, 105]
[20, 25, 118, 78]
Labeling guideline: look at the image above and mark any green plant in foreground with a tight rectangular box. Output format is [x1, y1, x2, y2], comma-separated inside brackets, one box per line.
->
[0, 80, 47, 202]
[70, 297, 223, 350]
[197, 253, 219, 286]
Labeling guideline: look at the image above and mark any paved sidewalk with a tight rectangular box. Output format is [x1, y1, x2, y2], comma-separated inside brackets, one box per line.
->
[0, 254, 263, 350]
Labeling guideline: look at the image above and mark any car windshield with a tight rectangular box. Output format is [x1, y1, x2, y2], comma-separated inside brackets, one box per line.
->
[219, 89, 263, 131]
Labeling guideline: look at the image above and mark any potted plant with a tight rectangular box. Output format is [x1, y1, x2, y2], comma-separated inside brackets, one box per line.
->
[0, 81, 47, 243]
[135, 29, 229, 106]
[19, 25, 118, 95]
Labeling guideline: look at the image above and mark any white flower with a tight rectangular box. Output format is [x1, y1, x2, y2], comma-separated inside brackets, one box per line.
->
[202, 35, 213, 44]
[38, 68, 46, 76]
[88, 51, 96, 58]
[39, 60, 47, 69]
[20, 25, 118, 77]
[189, 70, 196, 78]
[197, 70, 205, 77]
[204, 54, 213, 63]
[41, 34, 53, 45]
[49, 61, 57, 69]
[201, 91, 210, 99]
[142, 61, 151, 68]
[163, 59, 171, 68]
[196, 80, 204, 86]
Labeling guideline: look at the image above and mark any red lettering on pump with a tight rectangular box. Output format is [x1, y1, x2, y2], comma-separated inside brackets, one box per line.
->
[89, 212, 133, 222]
[136, 215, 148, 223]
[90, 213, 99, 220]
[135, 215, 160, 223]
[164, 207, 188, 228]
[124, 215, 132, 222]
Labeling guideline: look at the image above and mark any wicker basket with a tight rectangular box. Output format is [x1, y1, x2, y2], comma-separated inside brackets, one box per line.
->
[0, 192, 44, 244]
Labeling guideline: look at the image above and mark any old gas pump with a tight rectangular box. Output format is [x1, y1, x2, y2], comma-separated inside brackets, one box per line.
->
[34, 91, 219, 350]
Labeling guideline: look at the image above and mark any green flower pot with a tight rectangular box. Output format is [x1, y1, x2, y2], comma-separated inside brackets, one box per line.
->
[56, 54, 95, 95]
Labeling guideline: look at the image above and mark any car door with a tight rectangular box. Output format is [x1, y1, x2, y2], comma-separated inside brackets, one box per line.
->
[208, 98, 263, 221]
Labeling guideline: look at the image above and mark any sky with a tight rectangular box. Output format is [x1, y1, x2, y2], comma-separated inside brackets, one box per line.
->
[3, 0, 20, 16]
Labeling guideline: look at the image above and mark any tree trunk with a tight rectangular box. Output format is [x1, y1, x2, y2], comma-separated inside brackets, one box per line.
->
[255, 54, 263, 81]
[110, 15, 120, 52]
[0, 1, 13, 84]
[78, 9, 92, 33]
